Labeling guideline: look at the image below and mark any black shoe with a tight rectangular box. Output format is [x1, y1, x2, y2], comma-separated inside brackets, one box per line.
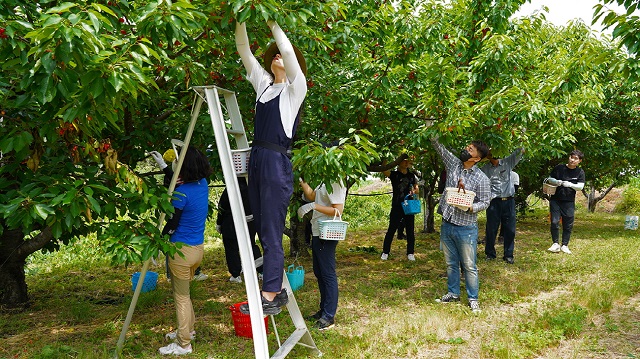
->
[497, 236, 504, 244]
[397, 233, 405, 240]
[486, 256, 496, 261]
[314, 317, 335, 331]
[436, 293, 460, 303]
[239, 290, 288, 316]
[306, 310, 323, 321]
[504, 257, 514, 264]
[275, 288, 289, 307]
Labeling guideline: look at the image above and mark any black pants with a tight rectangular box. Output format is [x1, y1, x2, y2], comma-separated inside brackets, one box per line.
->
[485, 197, 516, 259]
[550, 200, 575, 246]
[382, 206, 415, 255]
[221, 218, 263, 277]
[312, 236, 339, 320]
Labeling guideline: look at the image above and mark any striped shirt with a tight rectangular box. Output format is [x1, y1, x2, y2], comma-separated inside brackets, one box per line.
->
[432, 138, 491, 226]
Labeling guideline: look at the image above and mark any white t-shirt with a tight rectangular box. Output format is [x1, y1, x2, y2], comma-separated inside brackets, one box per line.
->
[511, 171, 520, 186]
[311, 183, 347, 237]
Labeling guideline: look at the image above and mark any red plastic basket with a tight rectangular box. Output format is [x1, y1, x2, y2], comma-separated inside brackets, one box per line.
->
[229, 301, 269, 338]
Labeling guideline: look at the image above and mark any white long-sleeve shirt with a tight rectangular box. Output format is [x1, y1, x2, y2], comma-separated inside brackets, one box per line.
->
[235, 22, 307, 138]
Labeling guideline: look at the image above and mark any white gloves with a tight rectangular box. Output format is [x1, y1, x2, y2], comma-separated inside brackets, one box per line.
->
[561, 181, 572, 187]
[297, 202, 316, 219]
[149, 151, 168, 170]
[547, 177, 561, 186]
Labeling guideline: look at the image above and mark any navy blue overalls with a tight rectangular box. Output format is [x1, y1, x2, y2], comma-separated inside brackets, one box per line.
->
[248, 87, 300, 293]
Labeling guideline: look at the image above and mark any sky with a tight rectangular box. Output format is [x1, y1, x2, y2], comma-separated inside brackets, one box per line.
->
[513, 0, 628, 34]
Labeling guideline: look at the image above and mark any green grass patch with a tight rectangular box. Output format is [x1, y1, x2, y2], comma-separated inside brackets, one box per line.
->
[3, 186, 640, 358]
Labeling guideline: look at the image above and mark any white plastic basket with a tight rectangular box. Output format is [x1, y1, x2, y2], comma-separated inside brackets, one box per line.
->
[542, 178, 557, 196]
[319, 211, 349, 241]
[231, 148, 251, 175]
[445, 187, 475, 208]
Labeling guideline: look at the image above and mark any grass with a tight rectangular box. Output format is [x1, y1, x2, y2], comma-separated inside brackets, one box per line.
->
[2, 181, 640, 359]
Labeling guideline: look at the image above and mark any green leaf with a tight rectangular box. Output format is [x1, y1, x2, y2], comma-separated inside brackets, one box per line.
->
[108, 72, 124, 92]
[86, 195, 102, 215]
[42, 16, 64, 28]
[46, 2, 79, 14]
[87, 11, 102, 33]
[34, 204, 55, 220]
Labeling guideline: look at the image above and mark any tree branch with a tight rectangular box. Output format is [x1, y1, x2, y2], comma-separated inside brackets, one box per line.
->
[367, 153, 408, 172]
[16, 227, 53, 260]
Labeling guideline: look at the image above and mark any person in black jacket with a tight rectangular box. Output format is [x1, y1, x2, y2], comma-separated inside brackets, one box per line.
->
[546, 150, 585, 255]
[380, 158, 419, 261]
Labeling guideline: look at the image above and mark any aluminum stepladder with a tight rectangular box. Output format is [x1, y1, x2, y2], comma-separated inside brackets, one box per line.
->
[193, 85, 321, 359]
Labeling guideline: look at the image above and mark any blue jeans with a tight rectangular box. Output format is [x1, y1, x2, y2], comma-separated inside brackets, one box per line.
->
[440, 221, 479, 300]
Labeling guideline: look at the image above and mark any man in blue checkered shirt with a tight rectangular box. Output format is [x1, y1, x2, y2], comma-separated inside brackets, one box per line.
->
[431, 137, 491, 313]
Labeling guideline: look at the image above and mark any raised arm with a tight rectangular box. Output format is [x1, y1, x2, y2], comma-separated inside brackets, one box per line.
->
[268, 20, 303, 82]
[235, 22, 259, 74]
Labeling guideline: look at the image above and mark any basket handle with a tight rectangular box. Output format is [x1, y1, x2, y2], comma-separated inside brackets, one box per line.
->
[457, 179, 466, 194]
[287, 264, 295, 273]
[332, 208, 342, 221]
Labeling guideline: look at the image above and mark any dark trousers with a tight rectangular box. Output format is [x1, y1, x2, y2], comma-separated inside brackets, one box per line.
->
[221, 218, 262, 277]
[485, 197, 516, 259]
[382, 206, 415, 255]
[248, 151, 293, 293]
[550, 200, 575, 246]
[312, 236, 338, 321]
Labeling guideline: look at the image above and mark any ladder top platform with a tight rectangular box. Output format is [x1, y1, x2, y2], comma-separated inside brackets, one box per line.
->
[192, 85, 235, 95]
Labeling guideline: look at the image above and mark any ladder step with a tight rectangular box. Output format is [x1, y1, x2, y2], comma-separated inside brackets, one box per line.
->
[226, 129, 245, 135]
[270, 328, 311, 359]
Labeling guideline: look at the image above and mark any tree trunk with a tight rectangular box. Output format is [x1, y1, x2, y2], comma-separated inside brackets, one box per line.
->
[586, 181, 616, 213]
[0, 224, 53, 308]
[0, 229, 30, 308]
[287, 215, 311, 258]
[423, 192, 438, 233]
[421, 188, 438, 233]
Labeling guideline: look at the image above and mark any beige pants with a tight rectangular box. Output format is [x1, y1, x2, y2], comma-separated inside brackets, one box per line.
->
[168, 243, 203, 347]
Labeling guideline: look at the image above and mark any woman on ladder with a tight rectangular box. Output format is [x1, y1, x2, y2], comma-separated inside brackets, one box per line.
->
[235, 18, 307, 315]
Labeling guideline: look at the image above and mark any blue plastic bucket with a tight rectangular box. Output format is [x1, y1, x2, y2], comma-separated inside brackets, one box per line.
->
[131, 271, 158, 293]
[286, 265, 304, 292]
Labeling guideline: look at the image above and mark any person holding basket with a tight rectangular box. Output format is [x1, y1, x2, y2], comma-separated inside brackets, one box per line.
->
[380, 158, 420, 261]
[297, 178, 347, 331]
[546, 150, 585, 254]
[431, 137, 491, 313]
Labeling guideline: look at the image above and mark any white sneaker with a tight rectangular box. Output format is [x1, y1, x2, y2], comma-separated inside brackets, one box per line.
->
[192, 272, 208, 281]
[165, 330, 196, 341]
[381, 253, 389, 260]
[407, 254, 416, 261]
[257, 273, 263, 281]
[229, 275, 242, 283]
[561, 245, 572, 254]
[548, 243, 561, 253]
[159, 342, 192, 355]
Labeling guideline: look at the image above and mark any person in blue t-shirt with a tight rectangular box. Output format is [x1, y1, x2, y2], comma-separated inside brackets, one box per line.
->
[155, 146, 212, 356]
[149, 149, 209, 282]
